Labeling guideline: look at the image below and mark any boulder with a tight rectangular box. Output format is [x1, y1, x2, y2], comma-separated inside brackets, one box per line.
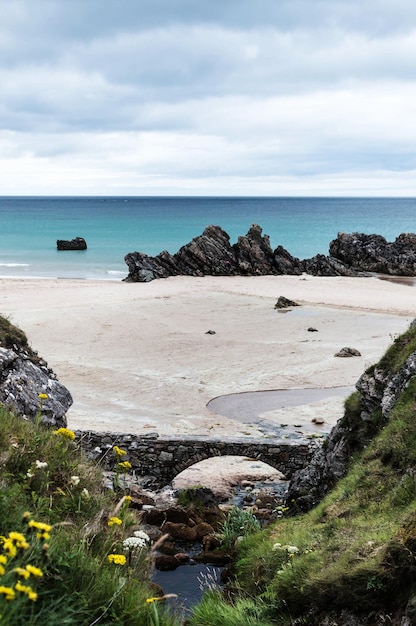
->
[334, 347, 362, 358]
[0, 346, 72, 427]
[57, 237, 87, 251]
[274, 296, 300, 309]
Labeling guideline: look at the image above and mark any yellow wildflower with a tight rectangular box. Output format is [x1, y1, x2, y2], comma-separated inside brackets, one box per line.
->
[8, 532, 29, 549]
[118, 461, 132, 471]
[2, 539, 17, 558]
[0, 565, 5, 576]
[38, 393, 48, 400]
[0, 586, 15, 601]
[113, 445, 127, 457]
[108, 516, 122, 527]
[36, 532, 50, 540]
[53, 427, 75, 441]
[13, 567, 30, 580]
[28, 520, 52, 533]
[15, 581, 37, 601]
[107, 553, 126, 565]
[0, 555, 7, 565]
[25, 565, 43, 578]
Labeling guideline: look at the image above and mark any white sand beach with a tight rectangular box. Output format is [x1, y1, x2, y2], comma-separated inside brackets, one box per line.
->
[1, 274, 415, 440]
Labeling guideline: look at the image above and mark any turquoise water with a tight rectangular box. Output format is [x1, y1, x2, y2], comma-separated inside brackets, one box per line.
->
[1, 196, 416, 280]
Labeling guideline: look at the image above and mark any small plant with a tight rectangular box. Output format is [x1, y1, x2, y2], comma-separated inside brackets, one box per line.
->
[0, 514, 50, 622]
[219, 507, 261, 550]
[112, 445, 132, 491]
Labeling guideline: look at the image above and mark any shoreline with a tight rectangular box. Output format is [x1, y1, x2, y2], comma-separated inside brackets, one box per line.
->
[1, 274, 414, 440]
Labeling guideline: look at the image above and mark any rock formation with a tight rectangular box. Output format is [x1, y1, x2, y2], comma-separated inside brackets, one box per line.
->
[124, 225, 416, 282]
[124, 224, 305, 282]
[329, 231, 416, 275]
[287, 319, 416, 512]
[57, 237, 87, 251]
[0, 344, 72, 428]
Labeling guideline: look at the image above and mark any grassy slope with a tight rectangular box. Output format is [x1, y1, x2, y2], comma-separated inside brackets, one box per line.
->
[189, 325, 416, 625]
[2, 316, 416, 625]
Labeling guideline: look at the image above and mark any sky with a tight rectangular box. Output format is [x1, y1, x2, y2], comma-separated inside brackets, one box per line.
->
[1, 0, 416, 196]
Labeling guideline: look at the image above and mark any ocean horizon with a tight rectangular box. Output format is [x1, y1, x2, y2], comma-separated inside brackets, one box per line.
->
[1, 195, 416, 281]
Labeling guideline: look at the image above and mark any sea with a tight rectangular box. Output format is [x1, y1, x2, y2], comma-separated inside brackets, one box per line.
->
[1, 196, 416, 281]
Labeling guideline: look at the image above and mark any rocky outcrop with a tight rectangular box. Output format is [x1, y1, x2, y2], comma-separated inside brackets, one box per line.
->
[329, 232, 416, 275]
[287, 320, 416, 512]
[57, 237, 87, 251]
[123, 224, 375, 282]
[0, 345, 72, 428]
[124, 226, 416, 282]
[124, 224, 304, 282]
[301, 253, 365, 276]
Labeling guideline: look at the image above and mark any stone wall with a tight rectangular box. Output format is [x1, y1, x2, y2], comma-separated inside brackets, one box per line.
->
[76, 430, 318, 489]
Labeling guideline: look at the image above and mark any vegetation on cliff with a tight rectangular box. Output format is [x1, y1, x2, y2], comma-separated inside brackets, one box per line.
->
[189, 325, 416, 625]
[1, 316, 416, 624]
[0, 407, 178, 625]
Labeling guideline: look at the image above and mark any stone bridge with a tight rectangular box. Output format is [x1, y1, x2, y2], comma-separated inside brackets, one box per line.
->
[76, 430, 318, 490]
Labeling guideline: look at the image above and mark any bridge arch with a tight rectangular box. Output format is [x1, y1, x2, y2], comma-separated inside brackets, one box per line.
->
[78, 431, 318, 490]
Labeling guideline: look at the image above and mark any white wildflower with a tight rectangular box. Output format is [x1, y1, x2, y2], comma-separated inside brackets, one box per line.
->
[93, 447, 102, 454]
[70, 475, 80, 486]
[285, 545, 299, 554]
[272, 543, 282, 551]
[26, 470, 34, 478]
[81, 488, 90, 499]
[35, 460, 48, 469]
[133, 530, 150, 542]
[123, 531, 151, 552]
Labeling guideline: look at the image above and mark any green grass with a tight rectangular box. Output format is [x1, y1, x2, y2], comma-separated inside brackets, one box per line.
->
[0, 407, 181, 626]
[3, 317, 416, 625]
[188, 327, 416, 625]
[0, 315, 29, 351]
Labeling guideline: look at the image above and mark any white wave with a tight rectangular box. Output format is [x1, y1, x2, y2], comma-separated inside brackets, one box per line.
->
[0, 263, 30, 267]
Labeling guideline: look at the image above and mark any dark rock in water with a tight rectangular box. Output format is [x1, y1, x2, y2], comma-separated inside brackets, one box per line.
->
[124, 224, 303, 282]
[334, 347, 362, 358]
[57, 237, 87, 251]
[123, 225, 416, 282]
[329, 232, 416, 275]
[0, 346, 72, 427]
[274, 296, 300, 309]
[154, 555, 181, 571]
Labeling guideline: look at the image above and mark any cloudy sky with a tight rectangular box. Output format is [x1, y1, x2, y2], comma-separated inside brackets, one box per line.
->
[2, 0, 416, 196]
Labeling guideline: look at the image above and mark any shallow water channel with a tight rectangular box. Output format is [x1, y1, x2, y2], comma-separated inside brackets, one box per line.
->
[152, 386, 354, 617]
[207, 385, 354, 437]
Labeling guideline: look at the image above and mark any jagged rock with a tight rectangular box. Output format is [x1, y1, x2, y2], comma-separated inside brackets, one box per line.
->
[124, 226, 416, 281]
[329, 232, 416, 275]
[57, 237, 87, 251]
[0, 346, 72, 427]
[301, 253, 363, 276]
[334, 347, 362, 357]
[124, 224, 303, 282]
[274, 296, 300, 309]
[287, 319, 416, 512]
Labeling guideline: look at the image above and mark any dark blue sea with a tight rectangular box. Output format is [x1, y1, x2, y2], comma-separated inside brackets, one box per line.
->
[1, 196, 415, 280]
